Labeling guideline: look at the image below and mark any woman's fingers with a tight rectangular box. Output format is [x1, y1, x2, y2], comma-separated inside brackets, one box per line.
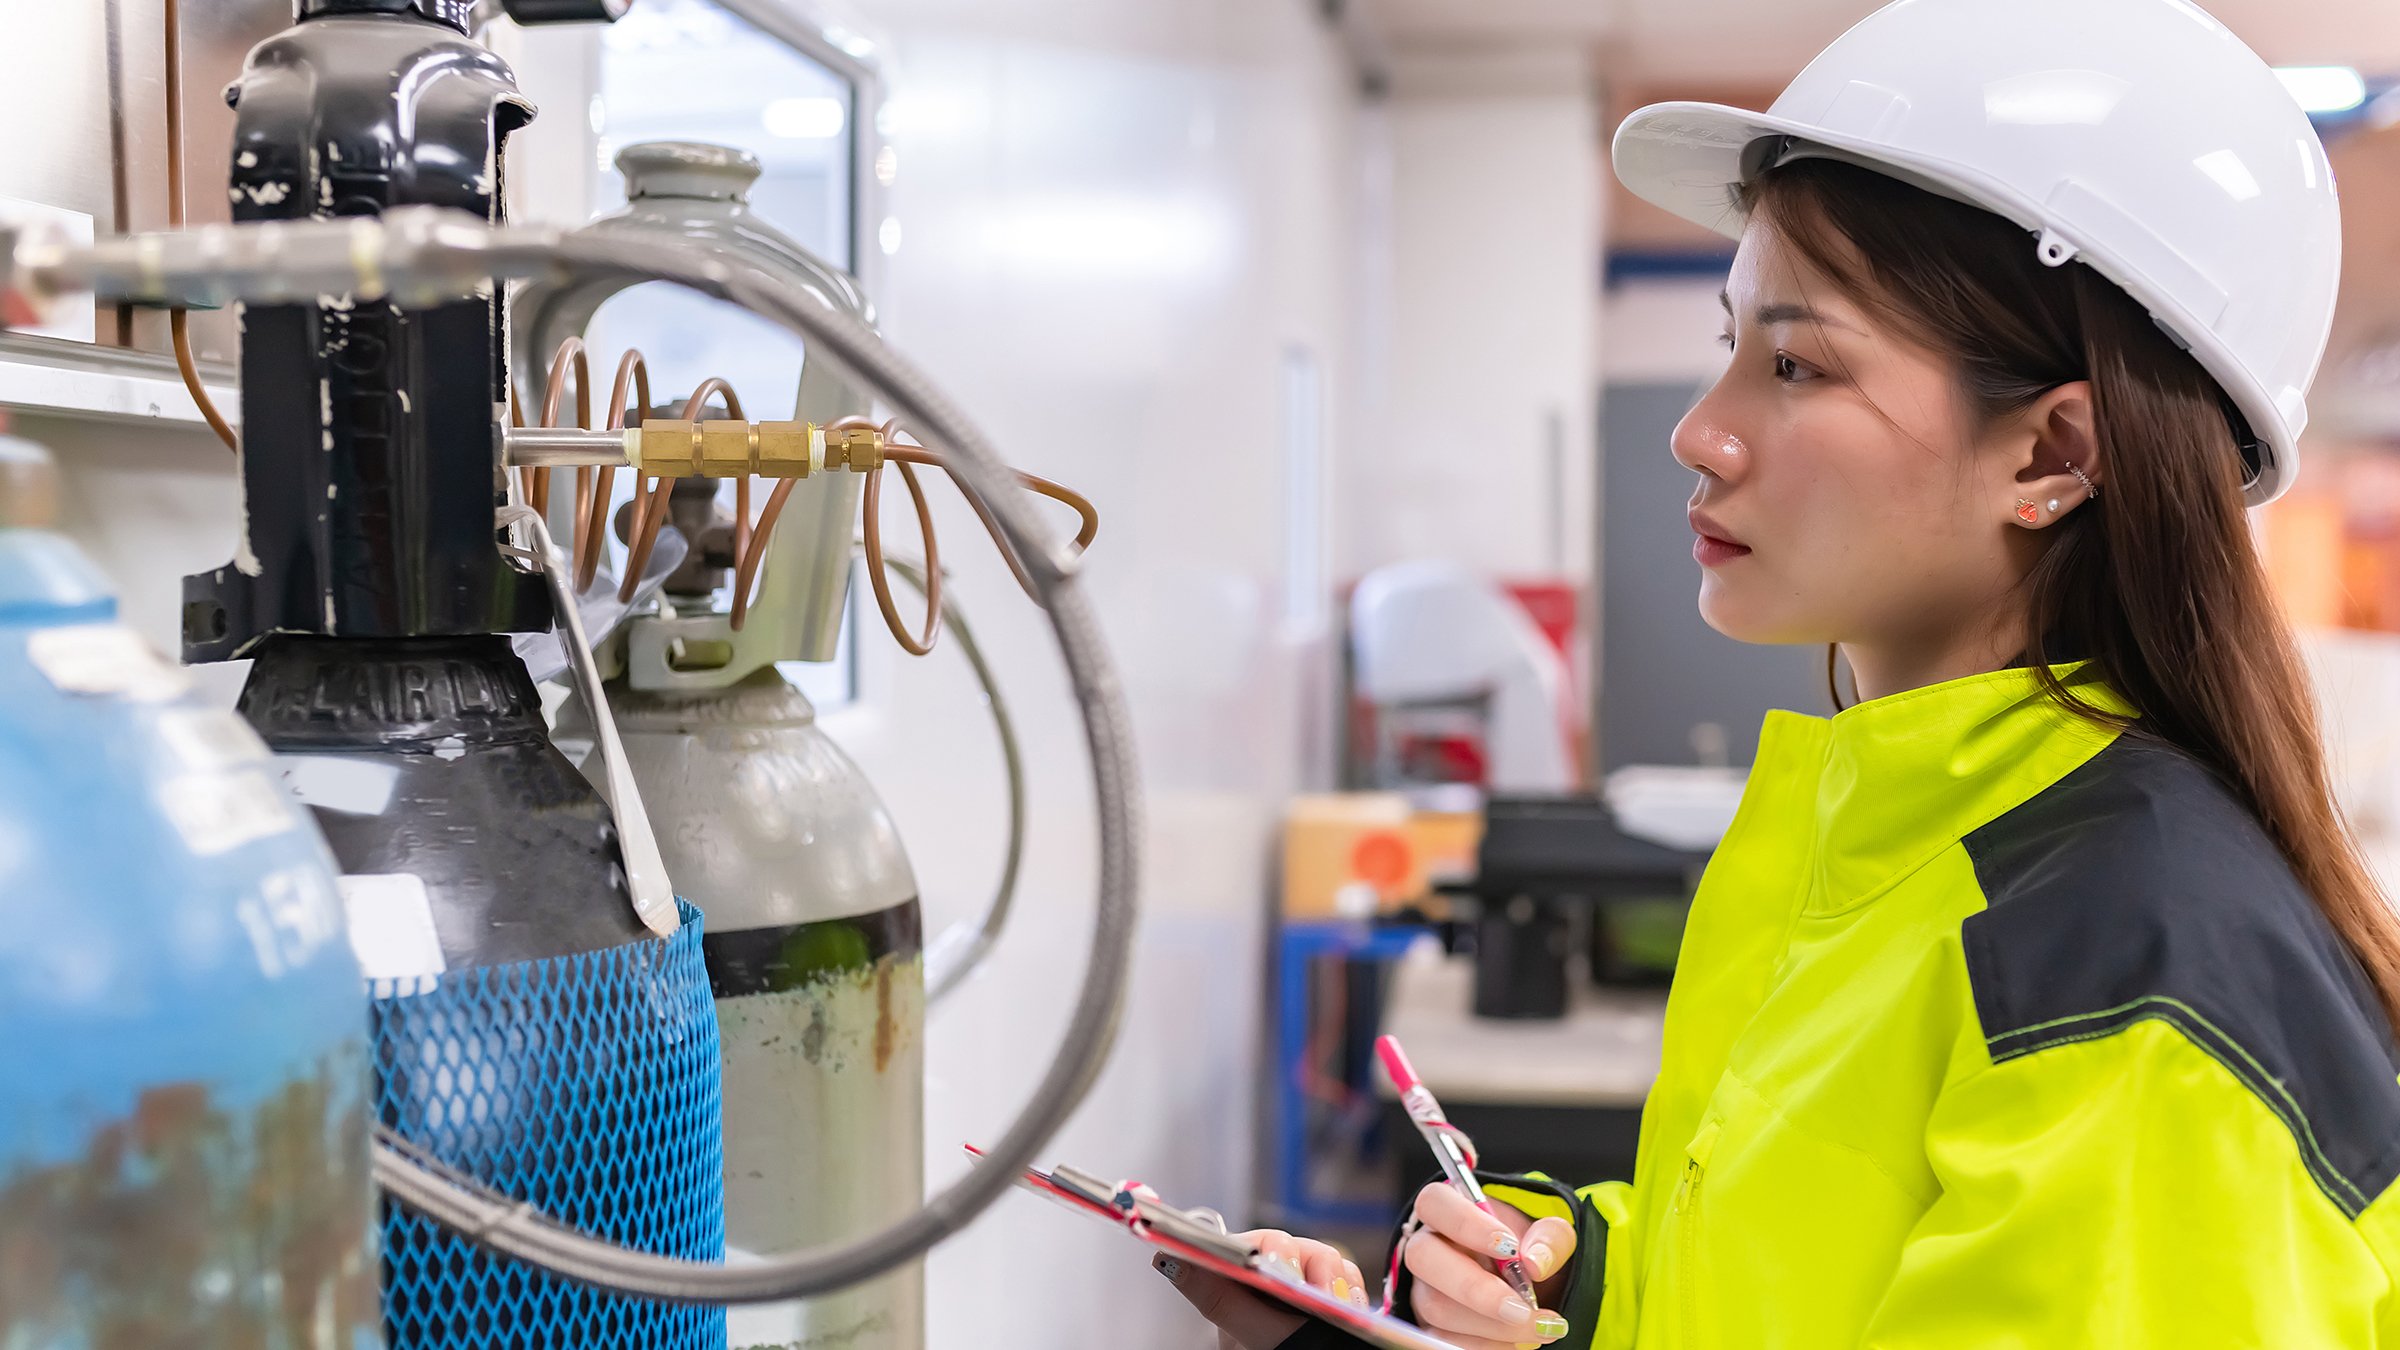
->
[1244, 1230, 1371, 1308]
[1404, 1226, 1539, 1330]
[1520, 1215, 1578, 1283]
[1155, 1255, 1305, 1350]
[1414, 1182, 1527, 1261]
[1410, 1276, 1568, 1345]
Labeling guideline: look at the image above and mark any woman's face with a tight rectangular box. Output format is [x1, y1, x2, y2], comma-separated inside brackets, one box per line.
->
[1674, 215, 2034, 652]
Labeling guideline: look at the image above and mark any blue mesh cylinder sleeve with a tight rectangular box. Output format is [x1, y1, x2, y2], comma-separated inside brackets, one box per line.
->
[372, 901, 726, 1348]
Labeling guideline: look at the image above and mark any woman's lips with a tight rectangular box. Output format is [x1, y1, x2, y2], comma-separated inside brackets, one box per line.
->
[1689, 511, 1751, 567]
[1693, 533, 1751, 566]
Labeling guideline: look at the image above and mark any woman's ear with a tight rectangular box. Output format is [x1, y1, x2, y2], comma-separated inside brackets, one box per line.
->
[2005, 380, 2102, 530]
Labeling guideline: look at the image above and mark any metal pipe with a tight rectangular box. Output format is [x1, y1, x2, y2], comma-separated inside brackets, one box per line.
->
[506, 425, 632, 466]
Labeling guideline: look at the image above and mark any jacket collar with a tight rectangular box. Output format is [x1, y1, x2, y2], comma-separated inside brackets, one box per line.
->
[1779, 665, 2126, 914]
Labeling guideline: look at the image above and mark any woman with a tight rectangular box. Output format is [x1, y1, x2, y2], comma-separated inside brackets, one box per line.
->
[1170, 0, 2400, 1345]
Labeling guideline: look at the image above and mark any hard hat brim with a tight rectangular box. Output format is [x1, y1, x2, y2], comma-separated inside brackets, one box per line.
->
[1612, 100, 2290, 505]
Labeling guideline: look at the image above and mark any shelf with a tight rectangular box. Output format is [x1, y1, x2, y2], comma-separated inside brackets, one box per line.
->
[0, 333, 238, 430]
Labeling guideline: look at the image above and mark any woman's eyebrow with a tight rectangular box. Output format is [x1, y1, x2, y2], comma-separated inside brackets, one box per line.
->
[1718, 290, 1859, 333]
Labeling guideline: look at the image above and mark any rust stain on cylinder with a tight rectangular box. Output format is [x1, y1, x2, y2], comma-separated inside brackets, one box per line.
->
[0, 1054, 376, 1350]
[873, 956, 897, 1073]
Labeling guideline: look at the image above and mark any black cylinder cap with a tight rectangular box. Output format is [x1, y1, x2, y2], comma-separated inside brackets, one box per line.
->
[296, 0, 628, 28]
[297, 0, 424, 16]
[502, 0, 634, 22]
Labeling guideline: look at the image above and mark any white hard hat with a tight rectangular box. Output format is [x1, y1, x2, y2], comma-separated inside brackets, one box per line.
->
[1612, 0, 2340, 504]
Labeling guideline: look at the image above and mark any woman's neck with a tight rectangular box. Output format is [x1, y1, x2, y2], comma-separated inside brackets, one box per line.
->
[1842, 621, 2026, 705]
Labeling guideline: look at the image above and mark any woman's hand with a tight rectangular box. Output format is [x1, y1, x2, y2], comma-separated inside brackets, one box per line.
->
[1403, 1183, 1576, 1349]
[1159, 1229, 1369, 1349]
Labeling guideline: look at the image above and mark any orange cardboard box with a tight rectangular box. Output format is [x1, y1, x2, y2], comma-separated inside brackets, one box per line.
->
[1282, 794, 1484, 918]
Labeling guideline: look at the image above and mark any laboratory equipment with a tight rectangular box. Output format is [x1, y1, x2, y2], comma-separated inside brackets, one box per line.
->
[1350, 560, 1579, 793]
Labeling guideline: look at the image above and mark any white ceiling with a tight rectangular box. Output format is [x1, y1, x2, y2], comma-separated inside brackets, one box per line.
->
[1348, 0, 2400, 87]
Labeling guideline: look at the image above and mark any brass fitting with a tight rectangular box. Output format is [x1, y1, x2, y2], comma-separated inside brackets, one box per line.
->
[826, 422, 885, 472]
[636, 419, 701, 476]
[756, 420, 818, 478]
[698, 420, 753, 477]
[629, 418, 829, 478]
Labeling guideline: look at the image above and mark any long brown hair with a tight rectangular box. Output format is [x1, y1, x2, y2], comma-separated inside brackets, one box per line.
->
[1745, 156, 2400, 1031]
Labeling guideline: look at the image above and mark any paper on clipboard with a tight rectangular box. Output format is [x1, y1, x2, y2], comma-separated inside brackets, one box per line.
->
[968, 1146, 1463, 1350]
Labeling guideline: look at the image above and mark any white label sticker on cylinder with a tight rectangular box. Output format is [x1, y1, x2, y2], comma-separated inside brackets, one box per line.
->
[26, 624, 190, 702]
[341, 873, 447, 982]
[158, 770, 294, 856]
[278, 753, 401, 816]
[156, 708, 269, 771]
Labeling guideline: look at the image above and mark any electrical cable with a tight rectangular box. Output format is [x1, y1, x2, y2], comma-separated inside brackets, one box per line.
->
[162, 0, 237, 452]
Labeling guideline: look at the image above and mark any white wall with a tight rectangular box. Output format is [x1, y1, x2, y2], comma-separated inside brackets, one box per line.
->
[1343, 53, 1599, 585]
[775, 4, 1361, 1348]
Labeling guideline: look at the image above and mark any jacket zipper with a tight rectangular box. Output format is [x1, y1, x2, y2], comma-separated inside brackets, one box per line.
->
[1677, 1120, 1721, 1345]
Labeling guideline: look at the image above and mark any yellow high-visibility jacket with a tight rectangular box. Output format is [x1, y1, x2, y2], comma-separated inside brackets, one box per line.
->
[1394, 666, 2400, 1347]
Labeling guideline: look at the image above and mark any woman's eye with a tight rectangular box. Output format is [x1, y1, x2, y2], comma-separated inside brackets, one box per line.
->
[1773, 352, 1818, 383]
[1716, 332, 1735, 351]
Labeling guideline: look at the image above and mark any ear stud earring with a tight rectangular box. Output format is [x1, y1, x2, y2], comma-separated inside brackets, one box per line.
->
[2048, 498, 2061, 513]
[2016, 499, 2040, 525]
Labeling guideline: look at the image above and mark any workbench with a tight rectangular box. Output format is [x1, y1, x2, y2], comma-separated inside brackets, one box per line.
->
[1377, 944, 1666, 1213]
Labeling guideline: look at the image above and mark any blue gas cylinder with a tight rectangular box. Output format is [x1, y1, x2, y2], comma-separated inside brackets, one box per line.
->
[0, 434, 380, 1349]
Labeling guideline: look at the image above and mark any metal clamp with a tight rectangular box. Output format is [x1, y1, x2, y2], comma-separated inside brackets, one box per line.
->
[498, 503, 678, 937]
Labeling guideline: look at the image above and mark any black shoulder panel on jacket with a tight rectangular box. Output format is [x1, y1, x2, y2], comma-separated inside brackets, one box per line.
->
[1962, 735, 2400, 1218]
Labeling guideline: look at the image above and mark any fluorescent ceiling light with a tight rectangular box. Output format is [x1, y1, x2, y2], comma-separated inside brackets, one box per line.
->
[2275, 65, 2367, 115]
[823, 24, 877, 60]
[762, 96, 847, 140]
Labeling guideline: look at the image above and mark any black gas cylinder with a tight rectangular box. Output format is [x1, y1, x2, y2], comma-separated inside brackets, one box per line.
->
[241, 634, 650, 967]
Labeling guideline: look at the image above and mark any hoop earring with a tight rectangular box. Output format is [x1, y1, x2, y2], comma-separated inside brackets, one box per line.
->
[2066, 461, 2100, 500]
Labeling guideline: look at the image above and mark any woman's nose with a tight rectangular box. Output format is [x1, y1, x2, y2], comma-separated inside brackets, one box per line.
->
[1672, 395, 1751, 485]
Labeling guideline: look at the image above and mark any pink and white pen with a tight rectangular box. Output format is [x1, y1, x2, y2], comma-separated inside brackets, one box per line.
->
[1375, 1033, 1540, 1308]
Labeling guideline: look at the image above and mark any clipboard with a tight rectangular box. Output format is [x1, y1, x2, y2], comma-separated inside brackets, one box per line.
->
[968, 1146, 1462, 1350]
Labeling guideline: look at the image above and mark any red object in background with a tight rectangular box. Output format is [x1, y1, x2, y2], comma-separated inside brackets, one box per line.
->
[1502, 580, 1581, 660]
[1341, 574, 1590, 790]
[1395, 733, 1488, 786]
[1349, 830, 1413, 893]
[1504, 578, 1589, 784]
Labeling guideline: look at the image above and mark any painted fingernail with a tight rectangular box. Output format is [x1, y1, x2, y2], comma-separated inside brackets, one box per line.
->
[1492, 1232, 1520, 1259]
[1498, 1296, 1534, 1325]
[1535, 1313, 1571, 1339]
[1332, 1278, 1352, 1303]
[1280, 1257, 1306, 1282]
[1525, 1242, 1557, 1278]
[1154, 1255, 1185, 1284]
[1351, 1284, 1371, 1309]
